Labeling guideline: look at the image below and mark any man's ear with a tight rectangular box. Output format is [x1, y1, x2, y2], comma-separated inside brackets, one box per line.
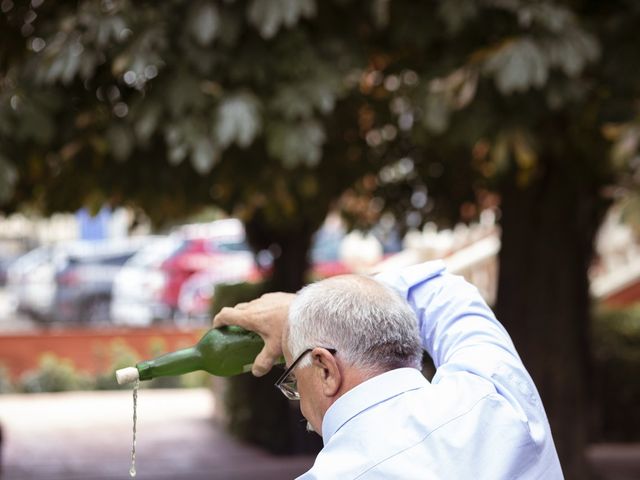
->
[311, 348, 341, 397]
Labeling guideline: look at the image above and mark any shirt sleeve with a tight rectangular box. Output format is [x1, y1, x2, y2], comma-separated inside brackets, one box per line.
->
[375, 260, 551, 445]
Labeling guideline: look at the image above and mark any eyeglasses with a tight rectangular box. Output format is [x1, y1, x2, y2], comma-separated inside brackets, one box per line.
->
[275, 347, 337, 400]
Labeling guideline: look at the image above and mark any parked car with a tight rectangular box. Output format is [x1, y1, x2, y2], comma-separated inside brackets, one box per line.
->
[0, 256, 15, 287]
[51, 237, 153, 325]
[111, 219, 253, 327]
[0, 239, 29, 286]
[6, 244, 66, 321]
[176, 253, 262, 324]
[174, 222, 351, 323]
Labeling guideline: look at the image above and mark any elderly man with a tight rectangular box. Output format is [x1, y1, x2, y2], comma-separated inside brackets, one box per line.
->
[214, 261, 563, 479]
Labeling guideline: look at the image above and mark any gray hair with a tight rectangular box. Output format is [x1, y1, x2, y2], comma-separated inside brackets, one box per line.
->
[287, 275, 423, 372]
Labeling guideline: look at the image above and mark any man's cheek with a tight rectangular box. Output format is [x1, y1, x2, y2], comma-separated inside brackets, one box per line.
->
[299, 399, 309, 423]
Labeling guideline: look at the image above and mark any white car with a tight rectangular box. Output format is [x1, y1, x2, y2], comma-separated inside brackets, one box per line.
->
[6, 244, 68, 321]
[110, 236, 181, 327]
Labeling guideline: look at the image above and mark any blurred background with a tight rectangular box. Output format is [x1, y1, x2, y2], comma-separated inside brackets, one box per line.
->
[1, 1, 640, 479]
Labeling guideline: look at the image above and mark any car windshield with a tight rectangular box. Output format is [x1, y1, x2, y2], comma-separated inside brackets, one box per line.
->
[127, 237, 183, 268]
[102, 253, 137, 266]
[210, 239, 250, 253]
[69, 252, 136, 266]
[14, 246, 52, 269]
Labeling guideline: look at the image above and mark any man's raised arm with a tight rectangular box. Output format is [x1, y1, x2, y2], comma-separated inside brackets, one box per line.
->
[375, 260, 551, 445]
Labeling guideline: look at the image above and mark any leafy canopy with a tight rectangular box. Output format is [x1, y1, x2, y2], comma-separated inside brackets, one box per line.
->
[0, 0, 639, 231]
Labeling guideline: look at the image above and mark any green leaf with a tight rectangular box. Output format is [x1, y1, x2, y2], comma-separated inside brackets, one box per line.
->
[423, 94, 450, 134]
[134, 102, 163, 142]
[270, 86, 314, 119]
[106, 124, 134, 161]
[78, 51, 98, 81]
[247, 0, 317, 39]
[95, 15, 128, 49]
[270, 72, 339, 120]
[544, 28, 600, 78]
[44, 56, 67, 84]
[266, 119, 325, 167]
[215, 93, 261, 148]
[61, 44, 82, 84]
[190, 136, 218, 173]
[188, 2, 220, 46]
[483, 38, 549, 94]
[168, 143, 189, 165]
[438, 0, 477, 34]
[167, 71, 205, 115]
[516, 3, 573, 33]
[303, 77, 338, 114]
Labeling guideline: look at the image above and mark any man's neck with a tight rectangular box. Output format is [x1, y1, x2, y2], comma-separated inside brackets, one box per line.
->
[333, 365, 388, 405]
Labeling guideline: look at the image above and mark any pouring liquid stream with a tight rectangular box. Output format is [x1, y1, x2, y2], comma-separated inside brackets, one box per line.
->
[130, 379, 140, 477]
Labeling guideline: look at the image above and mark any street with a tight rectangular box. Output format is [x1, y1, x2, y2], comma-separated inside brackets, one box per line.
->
[0, 388, 314, 480]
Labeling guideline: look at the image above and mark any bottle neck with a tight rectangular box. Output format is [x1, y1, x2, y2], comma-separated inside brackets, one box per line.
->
[137, 346, 202, 381]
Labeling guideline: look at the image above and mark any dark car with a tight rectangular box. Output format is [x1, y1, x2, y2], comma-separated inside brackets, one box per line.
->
[52, 238, 152, 325]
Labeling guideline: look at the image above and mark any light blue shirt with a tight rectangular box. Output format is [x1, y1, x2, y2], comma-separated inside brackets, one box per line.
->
[297, 261, 563, 479]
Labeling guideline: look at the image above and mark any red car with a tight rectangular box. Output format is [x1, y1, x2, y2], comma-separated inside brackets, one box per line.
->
[111, 219, 256, 326]
[175, 224, 350, 323]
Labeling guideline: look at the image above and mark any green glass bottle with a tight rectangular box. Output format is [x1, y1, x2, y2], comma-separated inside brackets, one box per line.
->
[116, 326, 264, 384]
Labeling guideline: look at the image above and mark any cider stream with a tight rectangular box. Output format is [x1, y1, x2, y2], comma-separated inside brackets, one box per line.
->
[129, 380, 139, 477]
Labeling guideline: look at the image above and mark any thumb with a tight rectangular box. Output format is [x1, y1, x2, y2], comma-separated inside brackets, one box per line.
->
[213, 307, 247, 329]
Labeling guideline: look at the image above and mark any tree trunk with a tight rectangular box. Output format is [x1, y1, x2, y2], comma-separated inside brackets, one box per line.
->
[244, 211, 318, 293]
[223, 211, 324, 454]
[495, 161, 608, 479]
[268, 227, 314, 293]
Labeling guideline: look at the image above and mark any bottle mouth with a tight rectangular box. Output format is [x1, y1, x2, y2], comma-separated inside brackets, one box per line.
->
[116, 367, 140, 385]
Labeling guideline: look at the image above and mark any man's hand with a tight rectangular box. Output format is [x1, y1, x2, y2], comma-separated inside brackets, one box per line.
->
[212, 292, 295, 377]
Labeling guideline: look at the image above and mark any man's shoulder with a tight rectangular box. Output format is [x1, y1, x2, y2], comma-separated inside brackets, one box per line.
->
[299, 383, 561, 480]
[374, 260, 446, 291]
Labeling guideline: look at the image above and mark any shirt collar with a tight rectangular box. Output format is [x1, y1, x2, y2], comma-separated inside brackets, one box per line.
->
[321, 367, 428, 445]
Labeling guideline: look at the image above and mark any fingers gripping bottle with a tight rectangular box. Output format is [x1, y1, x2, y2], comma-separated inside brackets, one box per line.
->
[116, 326, 264, 384]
